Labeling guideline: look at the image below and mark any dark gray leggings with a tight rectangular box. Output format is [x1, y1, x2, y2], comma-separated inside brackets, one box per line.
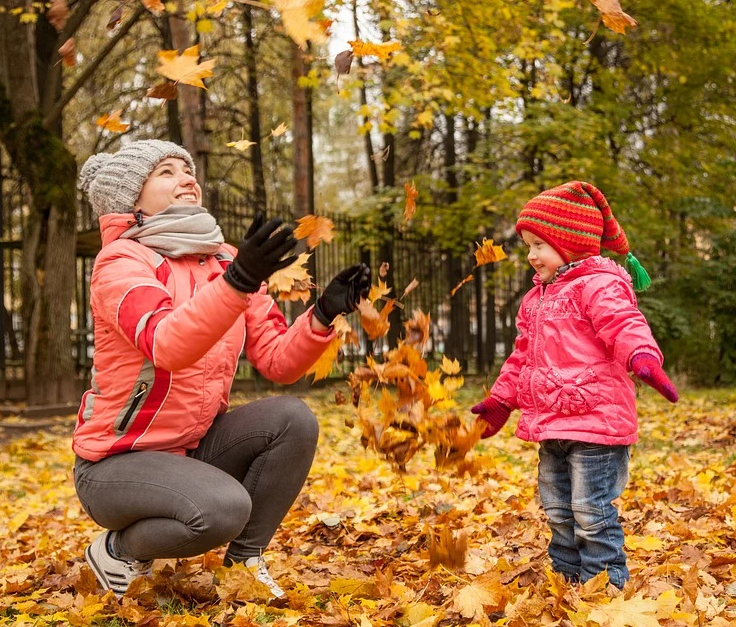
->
[73, 396, 318, 563]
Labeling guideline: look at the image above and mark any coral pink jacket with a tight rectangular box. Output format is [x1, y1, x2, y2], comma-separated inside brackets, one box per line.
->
[490, 256, 663, 446]
[73, 213, 333, 461]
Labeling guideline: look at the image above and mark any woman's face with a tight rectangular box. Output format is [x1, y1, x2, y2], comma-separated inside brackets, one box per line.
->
[135, 158, 201, 216]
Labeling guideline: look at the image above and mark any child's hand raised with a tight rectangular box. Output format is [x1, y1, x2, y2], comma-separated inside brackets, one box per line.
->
[471, 396, 512, 438]
[630, 354, 679, 403]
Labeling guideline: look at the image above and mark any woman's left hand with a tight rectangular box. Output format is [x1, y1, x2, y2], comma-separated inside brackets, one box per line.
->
[313, 263, 371, 326]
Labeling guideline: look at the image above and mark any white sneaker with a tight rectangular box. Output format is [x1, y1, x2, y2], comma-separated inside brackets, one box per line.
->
[245, 556, 285, 598]
[85, 531, 153, 599]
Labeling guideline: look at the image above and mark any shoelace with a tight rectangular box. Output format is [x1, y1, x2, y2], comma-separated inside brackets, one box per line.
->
[250, 557, 284, 597]
[129, 560, 153, 577]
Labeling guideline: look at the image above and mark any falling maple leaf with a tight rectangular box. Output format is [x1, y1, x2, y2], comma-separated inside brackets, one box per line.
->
[589, 0, 637, 35]
[440, 356, 461, 375]
[474, 238, 507, 265]
[270, 122, 288, 137]
[348, 39, 402, 61]
[335, 49, 354, 76]
[450, 274, 474, 297]
[226, 138, 257, 151]
[357, 298, 395, 340]
[47, 0, 69, 31]
[95, 110, 129, 133]
[428, 526, 467, 570]
[368, 280, 392, 304]
[58, 38, 76, 67]
[268, 252, 313, 297]
[156, 45, 216, 89]
[294, 215, 335, 249]
[306, 336, 344, 381]
[401, 278, 419, 300]
[379, 262, 389, 278]
[404, 180, 418, 221]
[270, 0, 328, 50]
[142, 0, 165, 13]
[147, 82, 179, 100]
[403, 309, 430, 349]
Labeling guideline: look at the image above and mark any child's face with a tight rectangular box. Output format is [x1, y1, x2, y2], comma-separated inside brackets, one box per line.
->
[520, 229, 566, 283]
[135, 158, 201, 216]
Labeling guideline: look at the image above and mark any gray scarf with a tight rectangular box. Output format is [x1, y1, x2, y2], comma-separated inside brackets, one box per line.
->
[120, 205, 224, 258]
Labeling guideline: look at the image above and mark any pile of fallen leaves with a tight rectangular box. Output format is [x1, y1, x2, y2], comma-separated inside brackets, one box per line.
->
[2, 388, 736, 626]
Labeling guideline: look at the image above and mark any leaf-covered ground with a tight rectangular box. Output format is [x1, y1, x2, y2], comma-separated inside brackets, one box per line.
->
[2, 385, 736, 627]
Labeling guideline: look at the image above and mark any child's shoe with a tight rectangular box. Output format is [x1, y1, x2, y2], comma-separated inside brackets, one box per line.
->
[85, 531, 153, 598]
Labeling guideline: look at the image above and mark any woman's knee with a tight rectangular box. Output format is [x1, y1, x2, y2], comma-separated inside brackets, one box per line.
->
[277, 396, 319, 445]
[195, 481, 253, 546]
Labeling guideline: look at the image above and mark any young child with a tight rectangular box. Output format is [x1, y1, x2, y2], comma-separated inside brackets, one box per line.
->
[471, 181, 678, 589]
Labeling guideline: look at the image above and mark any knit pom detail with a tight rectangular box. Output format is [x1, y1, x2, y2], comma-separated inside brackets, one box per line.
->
[77, 154, 112, 194]
[625, 252, 651, 292]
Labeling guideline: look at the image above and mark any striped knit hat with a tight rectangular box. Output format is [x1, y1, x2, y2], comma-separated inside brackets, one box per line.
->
[516, 181, 651, 291]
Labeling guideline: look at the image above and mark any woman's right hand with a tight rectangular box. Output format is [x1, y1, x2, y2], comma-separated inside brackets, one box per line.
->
[224, 214, 298, 294]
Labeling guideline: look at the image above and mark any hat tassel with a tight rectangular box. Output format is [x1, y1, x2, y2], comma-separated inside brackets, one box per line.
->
[625, 252, 651, 292]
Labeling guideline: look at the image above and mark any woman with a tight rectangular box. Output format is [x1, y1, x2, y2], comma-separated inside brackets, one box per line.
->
[73, 139, 370, 599]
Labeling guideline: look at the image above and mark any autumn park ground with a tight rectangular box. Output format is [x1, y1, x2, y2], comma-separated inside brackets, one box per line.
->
[1, 384, 736, 627]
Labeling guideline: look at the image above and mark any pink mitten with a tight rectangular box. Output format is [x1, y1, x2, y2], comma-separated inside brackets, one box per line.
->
[470, 396, 512, 438]
[630, 353, 679, 403]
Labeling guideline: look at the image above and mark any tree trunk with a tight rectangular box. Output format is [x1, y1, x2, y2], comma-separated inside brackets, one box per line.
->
[168, 1, 209, 187]
[243, 4, 267, 214]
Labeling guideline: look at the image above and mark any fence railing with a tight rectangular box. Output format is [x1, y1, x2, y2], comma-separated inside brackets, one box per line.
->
[1, 174, 530, 396]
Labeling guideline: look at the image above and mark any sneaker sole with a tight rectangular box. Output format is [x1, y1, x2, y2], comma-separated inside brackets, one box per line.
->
[85, 544, 125, 599]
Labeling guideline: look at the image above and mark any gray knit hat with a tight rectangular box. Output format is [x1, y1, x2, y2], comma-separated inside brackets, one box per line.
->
[78, 140, 196, 218]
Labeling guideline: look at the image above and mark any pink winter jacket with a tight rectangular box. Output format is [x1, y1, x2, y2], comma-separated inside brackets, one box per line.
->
[490, 256, 663, 446]
[73, 213, 334, 462]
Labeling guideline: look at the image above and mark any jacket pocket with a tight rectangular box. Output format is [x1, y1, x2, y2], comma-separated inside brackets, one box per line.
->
[540, 367, 600, 415]
[516, 365, 533, 410]
[114, 382, 148, 433]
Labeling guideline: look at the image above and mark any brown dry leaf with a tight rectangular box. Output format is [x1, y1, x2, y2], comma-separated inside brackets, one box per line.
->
[214, 563, 272, 603]
[147, 82, 179, 100]
[404, 180, 418, 221]
[403, 310, 430, 349]
[368, 280, 392, 304]
[268, 252, 312, 294]
[357, 298, 395, 340]
[334, 390, 347, 406]
[156, 45, 215, 89]
[428, 526, 467, 570]
[107, 4, 124, 30]
[335, 49, 354, 75]
[348, 39, 402, 61]
[58, 38, 76, 67]
[589, 0, 637, 34]
[142, 0, 165, 14]
[294, 215, 335, 249]
[474, 238, 507, 265]
[47, 0, 69, 31]
[452, 572, 508, 620]
[271, 122, 288, 137]
[401, 278, 419, 300]
[307, 336, 343, 382]
[271, 0, 329, 49]
[379, 262, 389, 278]
[450, 273, 473, 297]
[95, 110, 129, 133]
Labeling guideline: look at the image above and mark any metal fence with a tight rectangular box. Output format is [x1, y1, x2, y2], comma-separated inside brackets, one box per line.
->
[1, 170, 531, 397]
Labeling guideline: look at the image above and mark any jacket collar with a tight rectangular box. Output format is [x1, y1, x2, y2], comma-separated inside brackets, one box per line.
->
[99, 213, 141, 248]
[532, 255, 630, 287]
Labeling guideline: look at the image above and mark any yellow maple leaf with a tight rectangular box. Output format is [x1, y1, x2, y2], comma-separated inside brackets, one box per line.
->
[625, 535, 664, 551]
[474, 238, 507, 265]
[226, 139, 257, 151]
[156, 44, 215, 89]
[440, 356, 461, 375]
[589, 0, 637, 34]
[294, 215, 335, 249]
[452, 572, 508, 619]
[95, 110, 129, 133]
[271, 122, 288, 137]
[348, 39, 402, 61]
[368, 280, 392, 303]
[588, 594, 660, 627]
[272, 0, 328, 49]
[306, 336, 343, 382]
[268, 252, 312, 294]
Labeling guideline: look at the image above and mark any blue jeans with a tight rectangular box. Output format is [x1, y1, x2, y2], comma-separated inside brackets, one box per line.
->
[537, 440, 630, 588]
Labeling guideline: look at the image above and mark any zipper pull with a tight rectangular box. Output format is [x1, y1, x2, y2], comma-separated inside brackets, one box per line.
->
[134, 383, 147, 398]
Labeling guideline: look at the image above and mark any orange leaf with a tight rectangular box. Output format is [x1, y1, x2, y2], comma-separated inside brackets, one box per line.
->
[379, 262, 389, 278]
[404, 180, 418, 221]
[306, 336, 343, 382]
[589, 0, 637, 34]
[47, 0, 69, 31]
[401, 278, 419, 300]
[58, 38, 76, 67]
[450, 273, 473, 297]
[142, 0, 165, 13]
[156, 45, 215, 89]
[428, 526, 467, 569]
[95, 110, 129, 133]
[147, 82, 179, 100]
[403, 309, 430, 349]
[368, 280, 392, 303]
[271, 0, 329, 49]
[348, 39, 402, 61]
[294, 215, 335, 249]
[268, 252, 312, 295]
[357, 298, 395, 340]
[474, 238, 507, 265]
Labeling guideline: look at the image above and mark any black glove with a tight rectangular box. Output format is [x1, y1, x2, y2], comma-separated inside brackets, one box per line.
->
[313, 263, 371, 326]
[223, 213, 298, 293]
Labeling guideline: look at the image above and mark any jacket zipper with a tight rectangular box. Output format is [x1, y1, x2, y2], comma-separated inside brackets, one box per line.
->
[530, 285, 545, 433]
[119, 382, 147, 432]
